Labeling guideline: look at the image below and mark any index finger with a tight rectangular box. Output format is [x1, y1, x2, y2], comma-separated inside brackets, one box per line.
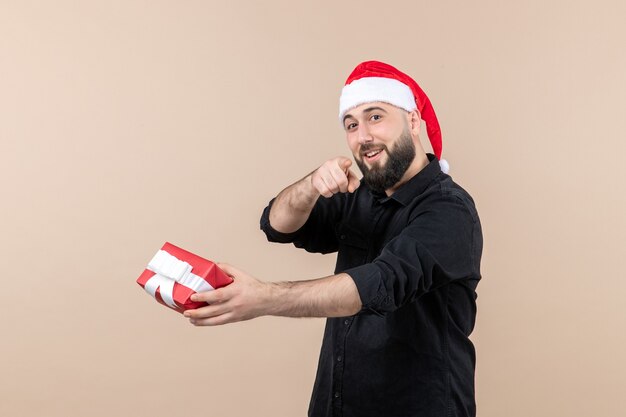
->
[190, 288, 230, 304]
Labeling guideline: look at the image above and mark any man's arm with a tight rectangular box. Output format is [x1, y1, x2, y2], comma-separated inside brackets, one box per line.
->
[183, 263, 362, 326]
[268, 156, 360, 234]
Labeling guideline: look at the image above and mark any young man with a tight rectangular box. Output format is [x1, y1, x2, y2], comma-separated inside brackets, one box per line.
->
[185, 61, 483, 417]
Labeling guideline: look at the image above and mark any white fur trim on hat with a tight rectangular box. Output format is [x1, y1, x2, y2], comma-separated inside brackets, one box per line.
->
[339, 77, 417, 121]
[439, 159, 450, 174]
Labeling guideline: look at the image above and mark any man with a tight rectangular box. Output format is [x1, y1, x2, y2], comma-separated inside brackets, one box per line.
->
[184, 61, 483, 417]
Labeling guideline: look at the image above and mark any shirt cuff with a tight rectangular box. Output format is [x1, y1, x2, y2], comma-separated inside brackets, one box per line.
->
[344, 263, 393, 315]
[259, 198, 306, 243]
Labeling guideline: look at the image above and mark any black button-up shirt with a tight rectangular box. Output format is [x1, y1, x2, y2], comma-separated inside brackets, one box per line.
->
[260, 154, 483, 417]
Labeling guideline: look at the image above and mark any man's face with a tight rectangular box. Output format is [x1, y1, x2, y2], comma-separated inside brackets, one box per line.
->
[342, 102, 416, 193]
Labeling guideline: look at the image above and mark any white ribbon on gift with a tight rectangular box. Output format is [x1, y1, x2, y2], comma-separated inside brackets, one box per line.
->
[143, 249, 214, 308]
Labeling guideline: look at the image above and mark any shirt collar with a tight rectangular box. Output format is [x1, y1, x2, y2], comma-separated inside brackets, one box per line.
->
[368, 153, 442, 206]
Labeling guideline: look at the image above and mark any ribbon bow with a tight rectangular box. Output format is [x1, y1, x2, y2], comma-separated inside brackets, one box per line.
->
[143, 249, 215, 308]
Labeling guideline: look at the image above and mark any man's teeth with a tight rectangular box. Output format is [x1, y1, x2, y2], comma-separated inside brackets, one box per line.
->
[366, 150, 382, 158]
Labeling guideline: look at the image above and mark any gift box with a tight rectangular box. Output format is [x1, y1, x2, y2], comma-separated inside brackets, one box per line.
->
[137, 242, 233, 313]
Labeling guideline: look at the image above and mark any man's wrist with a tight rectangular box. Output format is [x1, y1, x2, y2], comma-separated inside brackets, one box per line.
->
[298, 174, 321, 207]
[264, 281, 291, 316]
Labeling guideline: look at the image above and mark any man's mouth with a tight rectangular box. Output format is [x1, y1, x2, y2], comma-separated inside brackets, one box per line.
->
[363, 149, 384, 162]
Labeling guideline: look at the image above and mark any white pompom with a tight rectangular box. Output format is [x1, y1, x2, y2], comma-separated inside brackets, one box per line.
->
[439, 159, 450, 174]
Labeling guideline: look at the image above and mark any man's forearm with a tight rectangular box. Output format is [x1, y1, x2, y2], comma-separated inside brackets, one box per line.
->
[269, 172, 320, 234]
[185, 265, 363, 325]
[266, 273, 362, 318]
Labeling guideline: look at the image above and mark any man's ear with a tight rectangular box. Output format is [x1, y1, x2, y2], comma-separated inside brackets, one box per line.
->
[408, 109, 421, 135]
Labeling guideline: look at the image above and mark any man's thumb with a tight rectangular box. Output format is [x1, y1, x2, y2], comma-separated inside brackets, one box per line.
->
[341, 158, 352, 170]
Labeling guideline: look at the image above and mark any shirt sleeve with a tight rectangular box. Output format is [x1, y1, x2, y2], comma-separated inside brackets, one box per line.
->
[345, 195, 482, 314]
[259, 193, 344, 254]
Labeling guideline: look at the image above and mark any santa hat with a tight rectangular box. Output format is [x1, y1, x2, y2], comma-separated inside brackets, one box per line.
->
[339, 60, 449, 174]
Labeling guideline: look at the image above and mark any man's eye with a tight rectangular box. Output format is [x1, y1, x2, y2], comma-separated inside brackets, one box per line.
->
[371, 114, 382, 121]
[346, 123, 357, 130]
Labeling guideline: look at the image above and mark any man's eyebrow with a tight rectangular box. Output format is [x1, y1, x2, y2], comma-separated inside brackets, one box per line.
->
[362, 106, 388, 114]
[342, 106, 388, 124]
[342, 113, 355, 124]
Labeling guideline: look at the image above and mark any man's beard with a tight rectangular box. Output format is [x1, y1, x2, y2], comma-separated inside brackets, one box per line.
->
[354, 129, 416, 194]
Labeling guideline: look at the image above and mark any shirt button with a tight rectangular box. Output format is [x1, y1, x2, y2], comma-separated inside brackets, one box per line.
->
[337, 356, 342, 362]
[334, 392, 340, 398]
[340, 234, 346, 240]
[344, 319, 349, 325]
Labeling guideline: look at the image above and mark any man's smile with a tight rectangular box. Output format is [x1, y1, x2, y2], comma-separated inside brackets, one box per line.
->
[361, 146, 386, 163]
[365, 149, 382, 157]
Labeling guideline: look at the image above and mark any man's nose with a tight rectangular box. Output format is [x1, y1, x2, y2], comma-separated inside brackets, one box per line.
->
[357, 123, 373, 144]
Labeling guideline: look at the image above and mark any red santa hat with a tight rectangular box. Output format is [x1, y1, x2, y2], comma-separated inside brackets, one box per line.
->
[339, 60, 449, 173]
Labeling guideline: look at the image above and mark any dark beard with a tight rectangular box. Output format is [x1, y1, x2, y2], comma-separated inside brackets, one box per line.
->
[355, 129, 416, 194]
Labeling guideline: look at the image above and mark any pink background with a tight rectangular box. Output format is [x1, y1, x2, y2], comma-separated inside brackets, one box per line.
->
[1, 1, 624, 416]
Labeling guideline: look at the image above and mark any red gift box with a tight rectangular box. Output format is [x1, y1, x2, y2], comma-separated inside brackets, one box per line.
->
[136, 242, 233, 313]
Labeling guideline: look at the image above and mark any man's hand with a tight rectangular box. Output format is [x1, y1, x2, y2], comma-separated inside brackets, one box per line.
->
[184, 263, 272, 326]
[310, 156, 360, 198]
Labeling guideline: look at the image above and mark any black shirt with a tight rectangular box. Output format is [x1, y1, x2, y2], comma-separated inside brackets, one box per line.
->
[260, 154, 483, 417]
